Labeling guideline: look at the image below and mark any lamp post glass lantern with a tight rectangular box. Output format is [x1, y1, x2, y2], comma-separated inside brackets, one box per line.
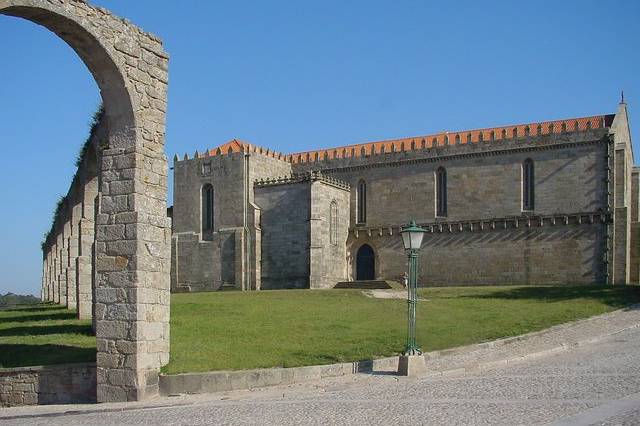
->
[400, 219, 426, 356]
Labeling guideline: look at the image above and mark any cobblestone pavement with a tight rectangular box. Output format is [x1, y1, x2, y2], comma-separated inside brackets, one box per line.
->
[2, 308, 640, 425]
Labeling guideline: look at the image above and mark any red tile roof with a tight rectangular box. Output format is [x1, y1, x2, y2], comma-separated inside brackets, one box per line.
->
[286, 114, 614, 164]
[198, 114, 615, 163]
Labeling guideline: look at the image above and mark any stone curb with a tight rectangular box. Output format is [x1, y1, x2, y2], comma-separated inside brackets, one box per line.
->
[159, 304, 640, 396]
[159, 357, 399, 396]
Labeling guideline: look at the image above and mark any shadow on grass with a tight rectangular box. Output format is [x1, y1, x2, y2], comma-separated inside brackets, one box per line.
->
[0, 311, 78, 324]
[460, 285, 640, 308]
[0, 344, 95, 368]
[2, 304, 66, 313]
[0, 324, 93, 337]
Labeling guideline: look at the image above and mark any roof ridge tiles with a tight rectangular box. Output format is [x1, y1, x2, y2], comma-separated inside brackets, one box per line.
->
[286, 113, 614, 164]
[176, 113, 615, 164]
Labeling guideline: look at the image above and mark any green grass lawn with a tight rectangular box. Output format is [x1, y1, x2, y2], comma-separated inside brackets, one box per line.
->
[0, 304, 95, 368]
[2, 285, 639, 372]
[163, 285, 640, 374]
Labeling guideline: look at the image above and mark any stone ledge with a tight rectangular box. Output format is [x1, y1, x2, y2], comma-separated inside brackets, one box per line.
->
[159, 357, 398, 396]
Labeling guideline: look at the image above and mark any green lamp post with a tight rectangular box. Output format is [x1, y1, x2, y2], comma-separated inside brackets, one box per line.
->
[398, 219, 428, 376]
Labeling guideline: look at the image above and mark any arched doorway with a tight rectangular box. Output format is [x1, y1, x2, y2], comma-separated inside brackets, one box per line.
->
[0, 0, 170, 403]
[356, 244, 375, 280]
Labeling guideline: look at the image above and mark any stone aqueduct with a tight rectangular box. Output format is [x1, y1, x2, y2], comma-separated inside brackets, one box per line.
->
[1, 0, 171, 402]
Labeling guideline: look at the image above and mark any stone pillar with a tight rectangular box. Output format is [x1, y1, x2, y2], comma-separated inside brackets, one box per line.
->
[47, 254, 52, 302]
[46, 250, 52, 302]
[94, 148, 171, 402]
[67, 199, 81, 309]
[251, 207, 262, 291]
[49, 251, 55, 302]
[55, 235, 62, 304]
[234, 229, 245, 290]
[613, 147, 629, 284]
[60, 225, 69, 307]
[0, 0, 170, 404]
[42, 255, 48, 302]
[77, 218, 95, 319]
[77, 174, 98, 320]
[55, 235, 60, 304]
[41, 258, 46, 301]
[309, 180, 324, 289]
[630, 167, 640, 284]
[611, 103, 633, 285]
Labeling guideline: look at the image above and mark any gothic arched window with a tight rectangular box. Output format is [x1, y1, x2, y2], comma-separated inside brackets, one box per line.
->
[330, 201, 338, 245]
[202, 184, 214, 237]
[436, 167, 447, 217]
[357, 180, 367, 224]
[522, 159, 535, 211]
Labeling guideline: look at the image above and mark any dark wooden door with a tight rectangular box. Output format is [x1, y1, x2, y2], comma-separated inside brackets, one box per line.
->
[356, 244, 375, 280]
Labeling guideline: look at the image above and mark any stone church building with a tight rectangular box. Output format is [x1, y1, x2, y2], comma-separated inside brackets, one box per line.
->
[170, 102, 639, 292]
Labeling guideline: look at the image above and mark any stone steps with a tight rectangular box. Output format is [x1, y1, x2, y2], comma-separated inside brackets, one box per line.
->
[217, 283, 237, 292]
[334, 280, 404, 290]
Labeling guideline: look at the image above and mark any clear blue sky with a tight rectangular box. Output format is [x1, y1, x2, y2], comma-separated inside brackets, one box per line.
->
[0, 1, 638, 296]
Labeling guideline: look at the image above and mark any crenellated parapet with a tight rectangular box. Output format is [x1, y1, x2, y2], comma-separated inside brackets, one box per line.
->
[287, 115, 614, 165]
[183, 114, 615, 172]
[174, 139, 289, 164]
[254, 171, 350, 191]
[350, 211, 612, 239]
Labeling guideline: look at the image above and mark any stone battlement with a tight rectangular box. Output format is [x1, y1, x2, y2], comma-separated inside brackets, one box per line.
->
[175, 139, 289, 163]
[350, 211, 612, 239]
[287, 114, 614, 164]
[177, 114, 614, 167]
[254, 171, 350, 191]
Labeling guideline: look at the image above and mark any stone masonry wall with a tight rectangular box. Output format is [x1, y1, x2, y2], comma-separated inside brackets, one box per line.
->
[170, 110, 636, 289]
[306, 132, 613, 286]
[171, 120, 636, 289]
[630, 167, 640, 284]
[255, 181, 311, 289]
[348, 216, 607, 285]
[171, 149, 292, 291]
[171, 152, 244, 291]
[171, 231, 236, 292]
[309, 179, 350, 288]
[0, 363, 96, 407]
[247, 152, 293, 290]
[172, 152, 245, 233]
[295, 131, 609, 225]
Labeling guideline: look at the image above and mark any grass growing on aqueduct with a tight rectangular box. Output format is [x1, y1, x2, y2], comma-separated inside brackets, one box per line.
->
[1, 285, 639, 371]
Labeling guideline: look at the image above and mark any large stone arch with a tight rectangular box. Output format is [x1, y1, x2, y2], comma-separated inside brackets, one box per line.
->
[1, 0, 171, 402]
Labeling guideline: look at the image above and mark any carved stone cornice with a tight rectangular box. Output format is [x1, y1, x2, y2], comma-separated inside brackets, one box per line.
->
[349, 211, 612, 239]
[254, 171, 350, 191]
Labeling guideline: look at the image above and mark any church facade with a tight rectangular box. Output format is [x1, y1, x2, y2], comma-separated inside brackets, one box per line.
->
[170, 102, 639, 291]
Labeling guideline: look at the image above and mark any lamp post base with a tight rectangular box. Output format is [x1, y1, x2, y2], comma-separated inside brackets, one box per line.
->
[397, 354, 427, 377]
